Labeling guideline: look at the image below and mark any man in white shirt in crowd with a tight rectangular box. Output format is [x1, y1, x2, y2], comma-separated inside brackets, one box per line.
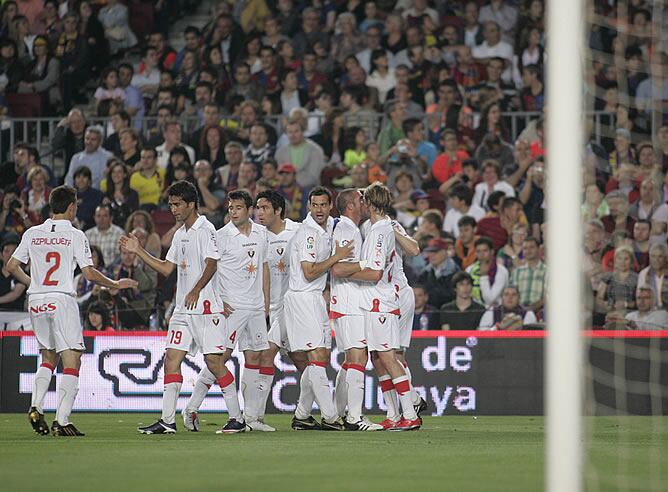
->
[85, 204, 124, 266]
[625, 286, 668, 330]
[65, 126, 112, 190]
[156, 121, 196, 170]
[443, 184, 486, 238]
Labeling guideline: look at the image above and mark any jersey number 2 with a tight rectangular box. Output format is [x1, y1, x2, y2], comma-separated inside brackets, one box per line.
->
[43, 252, 61, 286]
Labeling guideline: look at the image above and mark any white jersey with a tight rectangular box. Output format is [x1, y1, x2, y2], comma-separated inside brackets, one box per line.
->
[359, 218, 399, 313]
[165, 215, 222, 315]
[362, 218, 409, 289]
[266, 218, 300, 310]
[217, 220, 267, 310]
[12, 219, 93, 296]
[287, 213, 333, 293]
[330, 215, 363, 315]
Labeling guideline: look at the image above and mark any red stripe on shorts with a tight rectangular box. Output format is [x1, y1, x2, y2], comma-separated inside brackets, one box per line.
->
[259, 366, 275, 376]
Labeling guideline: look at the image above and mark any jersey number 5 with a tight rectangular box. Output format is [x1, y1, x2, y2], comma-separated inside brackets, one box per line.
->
[43, 252, 61, 286]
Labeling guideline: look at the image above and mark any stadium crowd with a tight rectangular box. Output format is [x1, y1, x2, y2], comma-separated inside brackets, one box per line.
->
[0, 0, 666, 331]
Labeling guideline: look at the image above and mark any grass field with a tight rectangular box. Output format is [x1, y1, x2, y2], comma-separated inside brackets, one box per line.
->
[0, 414, 665, 491]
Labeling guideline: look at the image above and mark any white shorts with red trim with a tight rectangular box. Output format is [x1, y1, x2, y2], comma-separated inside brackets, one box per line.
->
[397, 286, 415, 349]
[268, 305, 291, 352]
[29, 293, 84, 353]
[227, 308, 270, 352]
[332, 313, 367, 351]
[166, 312, 227, 356]
[284, 290, 330, 352]
[365, 311, 400, 352]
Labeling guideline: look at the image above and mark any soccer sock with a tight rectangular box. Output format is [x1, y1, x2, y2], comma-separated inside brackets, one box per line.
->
[161, 373, 183, 425]
[55, 369, 79, 425]
[402, 362, 421, 405]
[308, 362, 337, 422]
[218, 372, 242, 421]
[393, 375, 418, 421]
[334, 363, 348, 418]
[32, 362, 54, 413]
[241, 363, 260, 421]
[378, 375, 401, 422]
[186, 367, 215, 412]
[295, 366, 315, 420]
[257, 366, 275, 420]
[345, 364, 366, 423]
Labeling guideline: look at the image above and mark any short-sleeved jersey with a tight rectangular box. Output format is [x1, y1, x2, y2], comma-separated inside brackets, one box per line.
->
[165, 215, 222, 315]
[362, 219, 409, 290]
[288, 213, 333, 293]
[12, 219, 94, 297]
[266, 219, 300, 310]
[359, 218, 399, 313]
[217, 220, 267, 310]
[330, 216, 363, 315]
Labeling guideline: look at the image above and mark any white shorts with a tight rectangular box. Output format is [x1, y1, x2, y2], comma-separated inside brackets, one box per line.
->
[332, 314, 367, 351]
[29, 293, 84, 353]
[398, 286, 415, 349]
[166, 312, 227, 356]
[227, 308, 269, 352]
[268, 306, 291, 352]
[284, 290, 331, 352]
[365, 312, 400, 352]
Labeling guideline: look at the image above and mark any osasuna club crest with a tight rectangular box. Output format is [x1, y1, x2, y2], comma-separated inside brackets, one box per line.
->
[277, 247, 284, 255]
[378, 316, 386, 324]
[248, 250, 255, 258]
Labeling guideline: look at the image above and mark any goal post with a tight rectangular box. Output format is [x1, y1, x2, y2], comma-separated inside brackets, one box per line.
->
[546, 0, 585, 490]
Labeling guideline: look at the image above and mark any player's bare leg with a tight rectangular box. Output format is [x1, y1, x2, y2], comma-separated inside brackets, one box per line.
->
[303, 347, 342, 430]
[334, 353, 349, 419]
[51, 349, 85, 436]
[139, 348, 187, 434]
[29, 349, 58, 435]
[205, 351, 246, 434]
[375, 350, 420, 431]
[371, 351, 402, 429]
[395, 350, 427, 416]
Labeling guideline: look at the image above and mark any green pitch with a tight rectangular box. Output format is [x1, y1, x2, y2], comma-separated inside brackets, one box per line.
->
[0, 414, 665, 491]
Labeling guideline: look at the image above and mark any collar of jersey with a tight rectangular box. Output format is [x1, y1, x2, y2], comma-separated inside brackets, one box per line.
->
[304, 213, 333, 235]
[225, 219, 262, 236]
[183, 215, 207, 232]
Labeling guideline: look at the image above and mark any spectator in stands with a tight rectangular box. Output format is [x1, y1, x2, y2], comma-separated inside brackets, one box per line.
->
[102, 110, 129, 157]
[215, 141, 244, 191]
[0, 143, 28, 189]
[102, 160, 139, 228]
[293, 7, 329, 58]
[0, 233, 25, 310]
[17, 146, 55, 189]
[454, 216, 479, 270]
[148, 31, 176, 71]
[479, 285, 537, 330]
[226, 62, 263, 107]
[244, 122, 274, 172]
[16, 35, 60, 112]
[496, 222, 527, 272]
[162, 147, 193, 198]
[98, 0, 137, 56]
[210, 13, 244, 66]
[625, 287, 668, 330]
[418, 237, 459, 308]
[52, 108, 86, 172]
[510, 236, 546, 313]
[518, 159, 545, 236]
[75, 244, 106, 305]
[606, 163, 640, 203]
[630, 177, 663, 221]
[341, 86, 377, 139]
[253, 45, 280, 95]
[78, 0, 107, 78]
[156, 121, 195, 169]
[595, 246, 638, 326]
[130, 147, 165, 211]
[637, 243, 668, 309]
[118, 62, 144, 131]
[443, 184, 486, 238]
[94, 67, 125, 116]
[411, 284, 439, 330]
[125, 211, 162, 260]
[520, 64, 544, 111]
[71, 166, 101, 230]
[193, 159, 225, 227]
[175, 26, 202, 71]
[472, 159, 515, 210]
[475, 132, 515, 175]
[440, 271, 486, 330]
[276, 162, 308, 222]
[631, 219, 651, 271]
[279, 69, 308, 117]
[275, 119, 326, 188]
[56, 12, 89, 111]
[237, 161, 258, 197]
[34, 0, 61, 44]
[0, 186, 31, 237]
[131, 45, 160, 100]
[196, 125, 227, 170]
[472, 21, 513, 79]
[20, 166, 50, 224]
[433, 129, 470, 189]
[477, 195, 523, 252]
[86, 204, 124, 267]
[175, 51, 199, 108]
[331, 12, 364, 65]
[85, 301, 114, 331]
[112, 247, 157, 329]
[602, 190, 636, 236]
[117, 128, 141, 171]
[403, 118, 437, 169]
[64, 126, 112, 190]
[466, 236, 509, 307]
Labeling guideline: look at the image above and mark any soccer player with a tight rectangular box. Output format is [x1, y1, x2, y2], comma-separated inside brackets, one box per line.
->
[6, 185, 138, 436]
[284, 186, 354, 430]
[120, 181, 245, 434]
[338, 183, 421, 430]
[183, 190, 273, 432]
[330, 189, 383, 431]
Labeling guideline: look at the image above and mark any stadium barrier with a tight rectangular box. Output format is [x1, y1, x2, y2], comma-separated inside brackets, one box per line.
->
[1, 330, 666, 416]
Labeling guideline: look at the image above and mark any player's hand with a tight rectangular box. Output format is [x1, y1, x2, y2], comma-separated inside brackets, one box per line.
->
[184, 288, 200, 310]
[119, 233, 140, 253]
[335, 240, 355, 260]
[116, 278, 138, 290]
[223, 302, 235, 318]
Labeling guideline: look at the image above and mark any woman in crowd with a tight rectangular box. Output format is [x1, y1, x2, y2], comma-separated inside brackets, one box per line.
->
[0, 1, 18, 39]
[476, 101, 510, 143]
[595, 246, 638, 327]
[175, 50, 199, 109]
[497, 223, 527, 273]
[20, 166, 51, 224]
[35, 0, 61, 46]
[75, 244, 106, 305]
[343, 126, 368, 169]
[85, 300, 115, 331]
[125, 210, 162, 259]
[118, 128, 142, 170]
[78, 0, 108, 77]
[366, 49, 396, 106]
[102, 160, 139, 228]
[198, 125, 226, 169]
[16, 35, 60, 113]
[162, 146, 193, 199]
[94, 67, 125, 116]
[203, 44, 232, 95]
[382, 12, 406, 56]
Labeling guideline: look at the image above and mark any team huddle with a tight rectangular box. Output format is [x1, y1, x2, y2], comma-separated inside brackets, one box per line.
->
[12, 180, 426, 436]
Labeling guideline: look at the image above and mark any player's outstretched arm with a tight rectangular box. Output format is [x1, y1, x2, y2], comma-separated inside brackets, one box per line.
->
[301, 240, 355, 281]
[184, 257, 217, 310]
[119, 233, 175, 278]
[6, 257, 31, 287]
[394, 229, 420, 256]
[81, 266, 138, 290]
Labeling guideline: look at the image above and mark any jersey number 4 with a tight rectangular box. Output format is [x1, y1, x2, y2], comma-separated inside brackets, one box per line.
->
[43, 252, 61, 286]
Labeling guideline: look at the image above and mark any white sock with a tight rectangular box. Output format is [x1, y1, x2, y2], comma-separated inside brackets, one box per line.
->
[218, 373, 242, 421]
[403, 363, 421, 405]
[334, 364, 348, 418]
[345, 364, 365, 423]
[257, 367, 275, 420]
[32, 363, 54, 413]
[161, 373, 183, 424]
[393, 375, 418, 420]
[378, 375, 401, 421]
[308, 363, 337, 422]
[295, 367, 315, 420]
[242, 364, 260, 421]
[56, 371, 79, 425]
[186, 366, 215, 412]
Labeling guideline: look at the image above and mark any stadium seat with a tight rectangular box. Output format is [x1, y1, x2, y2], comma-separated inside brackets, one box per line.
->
[151, 209, 176, 237]
[6, 94, 43, 118]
